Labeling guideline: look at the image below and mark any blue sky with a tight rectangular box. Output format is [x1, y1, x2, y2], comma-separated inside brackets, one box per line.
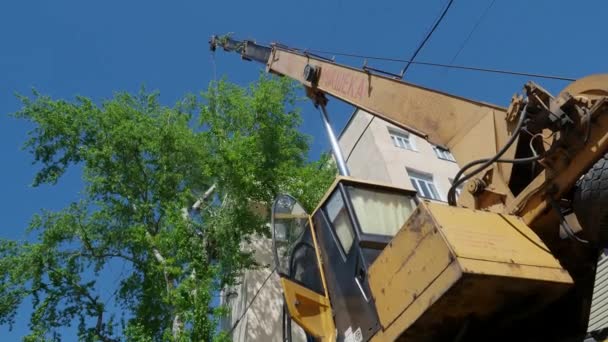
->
[1, 0, 606, 339]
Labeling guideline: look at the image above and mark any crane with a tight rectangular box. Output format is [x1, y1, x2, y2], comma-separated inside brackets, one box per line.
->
[211, 35, 608, 341]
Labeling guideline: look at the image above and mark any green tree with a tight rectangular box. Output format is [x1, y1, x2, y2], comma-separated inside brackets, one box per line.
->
[0, 74, 336, 341]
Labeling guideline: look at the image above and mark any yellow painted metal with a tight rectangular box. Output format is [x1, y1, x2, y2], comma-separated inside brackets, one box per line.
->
[368, 201, 573, 341]
[214, 37, 608, 340]
[370, 262, 463, 342]
[280, 277, 336, 341]
[503, 75, 608, 231]
[430, 203, 565, 268]
[366, 205, 453, 328]
[511, 100, 608, 230]
[266, 42, 608, 243]
[264, 46, 525, 214]
[307, 215, 330, 304]
[560, 74, 608, 100]
[267, 48, 506, 152]
[217, 37, 608, 340]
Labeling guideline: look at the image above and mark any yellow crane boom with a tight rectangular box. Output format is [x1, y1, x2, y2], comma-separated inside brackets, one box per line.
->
[210, 36, 608, 230]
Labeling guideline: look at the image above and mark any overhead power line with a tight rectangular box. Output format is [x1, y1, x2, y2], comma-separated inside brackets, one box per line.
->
[303, 48, 576, 82]
[401, 0, 456, 78]
[228, 267, 277, 334]
[236, 35, 575, 81]
[449, 0, 497, 65]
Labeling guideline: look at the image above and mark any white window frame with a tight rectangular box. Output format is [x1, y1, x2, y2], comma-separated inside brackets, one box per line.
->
[389, 129, 416, 151]
[407, 169, 441, 201]
[433, 146, 455, 162]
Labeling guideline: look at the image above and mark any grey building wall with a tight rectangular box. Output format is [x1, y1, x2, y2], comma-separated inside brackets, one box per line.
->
[341, 111, 391, 184]
[219, 234, 307, 342]
[339, 109, 461, 202]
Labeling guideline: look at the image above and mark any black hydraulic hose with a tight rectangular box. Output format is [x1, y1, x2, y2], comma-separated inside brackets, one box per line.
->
[447, 154, 545, 204]
[447, 104, 529, 205]
[549, 198, 589, 244]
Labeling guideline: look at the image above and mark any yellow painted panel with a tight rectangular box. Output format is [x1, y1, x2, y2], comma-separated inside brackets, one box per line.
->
[307, 215, 330, 302]
[371, 262, 463, 342]
[281, 278, 335, 341]
[269, 48, 505, 151]
[368, 204, 454, 328]
[427, 203, 563, 268]
[458, 258, 572, 284]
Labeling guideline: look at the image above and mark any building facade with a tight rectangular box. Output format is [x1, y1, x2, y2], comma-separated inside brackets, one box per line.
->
[339, 108, 462, 202]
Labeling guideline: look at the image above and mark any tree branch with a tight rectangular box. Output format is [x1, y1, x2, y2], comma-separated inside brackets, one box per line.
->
[192, 183, 216, 211]
[46, 266, 118, 341]
[75, 251, 141, 266]
[95, 310, 119, 342]
[144, 233, 182, 339]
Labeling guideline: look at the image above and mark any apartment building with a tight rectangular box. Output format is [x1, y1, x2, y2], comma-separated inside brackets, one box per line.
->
[220, 108, 462, 341]
[339, 108, 462, 202]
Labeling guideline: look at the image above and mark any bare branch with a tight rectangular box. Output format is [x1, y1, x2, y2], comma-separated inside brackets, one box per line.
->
[75, 251, 140, 266]
[143, 231, 183, 339]
[192, 183, 216, 211]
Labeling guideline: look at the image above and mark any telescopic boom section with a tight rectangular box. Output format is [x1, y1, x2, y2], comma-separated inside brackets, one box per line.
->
[209, 35, 507, 153]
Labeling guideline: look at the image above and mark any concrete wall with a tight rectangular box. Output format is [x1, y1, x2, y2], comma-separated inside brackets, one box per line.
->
[220, 234, 306, 342]
[339, 110, 391, 183]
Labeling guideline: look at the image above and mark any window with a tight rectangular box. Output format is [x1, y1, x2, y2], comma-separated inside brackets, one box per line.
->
[389, 129, 415, 151]
[408, 170, 441, 201]
[290, 242, 324, 295]
[434, 146, 455, 162]
[325, 190, 355, 254]
[348, 186, 416, 236]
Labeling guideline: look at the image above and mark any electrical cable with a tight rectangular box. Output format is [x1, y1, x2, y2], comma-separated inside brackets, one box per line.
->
[549, 198, 589, 244]
[228, 266, 277, 334]
[447, 104, 529, 205]
[448, 0, 497, 65]
[211, 53, 218, 83]
[222, 37, 577, 81]
[400, 0, 456, 78]
[448, 103, 528, 203]
[529, 133, 546, 157]
[300, 48, 576, 82]
[346, 116, 375, 162]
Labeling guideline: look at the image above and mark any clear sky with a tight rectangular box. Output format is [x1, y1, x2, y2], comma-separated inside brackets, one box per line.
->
[1, 0, 607, 339]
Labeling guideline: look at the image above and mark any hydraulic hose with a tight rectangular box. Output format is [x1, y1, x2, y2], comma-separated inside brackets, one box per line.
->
[447, 103, 529, 205]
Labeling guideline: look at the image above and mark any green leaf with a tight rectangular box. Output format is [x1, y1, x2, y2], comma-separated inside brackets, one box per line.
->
[3, 74, 336, 340]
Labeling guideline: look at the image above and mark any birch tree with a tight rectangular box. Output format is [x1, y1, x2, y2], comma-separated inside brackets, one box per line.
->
[0, 75, 335, 341]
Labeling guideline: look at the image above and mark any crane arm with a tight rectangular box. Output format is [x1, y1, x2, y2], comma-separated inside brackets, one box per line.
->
[210, 35, 608, 235]
[209, 36, 508, 151]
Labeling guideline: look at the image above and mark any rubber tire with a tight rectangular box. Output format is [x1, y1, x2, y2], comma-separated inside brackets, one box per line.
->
[573, 154, 608, 244]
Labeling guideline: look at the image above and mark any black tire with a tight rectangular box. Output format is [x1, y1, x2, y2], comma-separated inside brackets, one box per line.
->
[573, 154, 608, 244]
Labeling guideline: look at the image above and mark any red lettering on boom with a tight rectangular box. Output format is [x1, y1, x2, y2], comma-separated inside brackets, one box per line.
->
[320, 68, 366, 100]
